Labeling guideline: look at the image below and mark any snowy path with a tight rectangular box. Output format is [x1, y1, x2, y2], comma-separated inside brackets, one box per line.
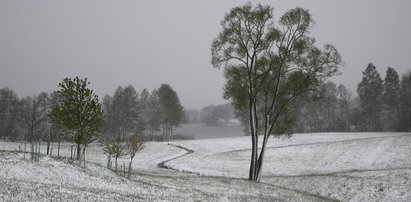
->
[1, 132, 410, 201]
[162, 132, 411, 201]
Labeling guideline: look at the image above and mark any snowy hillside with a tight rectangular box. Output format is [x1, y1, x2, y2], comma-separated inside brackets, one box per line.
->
[0, 132, 410, 201]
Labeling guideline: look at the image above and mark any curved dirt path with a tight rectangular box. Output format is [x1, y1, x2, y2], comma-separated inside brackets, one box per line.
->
[156, 133, 411, 201]
[157, 143, 338, 201]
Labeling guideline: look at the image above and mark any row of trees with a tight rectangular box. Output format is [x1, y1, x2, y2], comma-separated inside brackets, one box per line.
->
[0, 79, 185, 163]
[212, 2, 410, 182]
[291, 64, 411, 133]
[0, 88, 63, 155]
[102, 84, 185, 141]
[185, 104, 235, 125]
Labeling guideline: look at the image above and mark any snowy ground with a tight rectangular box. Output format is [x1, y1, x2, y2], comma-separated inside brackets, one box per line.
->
[0, 132, 410, 201]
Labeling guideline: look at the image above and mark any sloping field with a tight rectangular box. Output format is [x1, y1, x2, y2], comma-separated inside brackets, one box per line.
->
[0, 132, 410, 201]
[167, 132, 411, 201]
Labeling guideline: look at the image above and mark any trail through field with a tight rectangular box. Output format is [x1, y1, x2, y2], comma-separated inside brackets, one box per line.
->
[162, 132, 411, 201]
[1, 132, 410, 201]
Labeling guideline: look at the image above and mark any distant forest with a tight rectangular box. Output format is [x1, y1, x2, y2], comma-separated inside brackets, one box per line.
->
[0, 83, 184, 142]
[1, 64, 411, 142]
[187, 64, 411, 134]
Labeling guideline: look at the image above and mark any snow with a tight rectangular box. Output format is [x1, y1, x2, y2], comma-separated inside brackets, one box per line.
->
[0, 132, 410, 201]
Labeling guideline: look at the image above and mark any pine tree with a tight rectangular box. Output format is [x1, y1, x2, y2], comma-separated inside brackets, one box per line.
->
[383, 67, 401, 131]
[48, 77, 103, 160]
[357, 63, 383, 131]
[400, 73, 411, 131]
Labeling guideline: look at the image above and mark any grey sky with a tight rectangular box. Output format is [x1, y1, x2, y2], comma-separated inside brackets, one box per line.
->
[1, 0, 410, 109]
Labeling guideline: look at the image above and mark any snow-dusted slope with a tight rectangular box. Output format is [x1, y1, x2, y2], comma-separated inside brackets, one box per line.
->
[0, 132, 410, 201]
[167, 132, 411, 201]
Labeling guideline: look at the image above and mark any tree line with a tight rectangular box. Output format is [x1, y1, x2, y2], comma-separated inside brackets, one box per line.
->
[185, 104, 235, 126]
[0, 79, 185, 161]
[291, 64, 411, 133]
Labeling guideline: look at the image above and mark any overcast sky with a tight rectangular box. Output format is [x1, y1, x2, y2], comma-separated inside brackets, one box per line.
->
[1, 0, 410, 109]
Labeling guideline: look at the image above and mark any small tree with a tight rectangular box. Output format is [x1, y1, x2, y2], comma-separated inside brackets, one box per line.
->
[100, 135, 128, 172]
[126, 134, 145, 178]
[48, 77, 103, 161]
[111, 135, 128, 172]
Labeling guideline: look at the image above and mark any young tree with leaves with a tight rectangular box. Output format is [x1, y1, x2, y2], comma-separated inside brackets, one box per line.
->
[126, 134, 145, 178]
[48, 77, 103, 160]
[211, 3, 341, 181]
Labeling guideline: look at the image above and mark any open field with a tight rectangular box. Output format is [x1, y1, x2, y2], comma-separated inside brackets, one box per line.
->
[1, 132, 410, 201]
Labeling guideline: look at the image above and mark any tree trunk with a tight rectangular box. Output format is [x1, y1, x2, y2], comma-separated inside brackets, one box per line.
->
[256, 133, 269, 181]
[46, 141, 49, 155]
[82, 147, 86, 167]
[58, 139, 60, 157]
[107, 156, 111, 169]
[248, 99, 258, 181]
[24, 140, 27, 160]
[128, 158, 133, 179]
[115, 157, 118, 172]
[77, 143, 81, 160]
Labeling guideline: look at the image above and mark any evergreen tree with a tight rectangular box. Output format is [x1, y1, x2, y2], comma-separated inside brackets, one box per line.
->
[383, 67, 401, 131]
[48, 77, 104, 160]
[400, 72, 411, 131]
[357, 63, 383, 131]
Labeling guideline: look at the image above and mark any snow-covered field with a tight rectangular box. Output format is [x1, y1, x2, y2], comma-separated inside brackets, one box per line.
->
[0, 132, 410, 201]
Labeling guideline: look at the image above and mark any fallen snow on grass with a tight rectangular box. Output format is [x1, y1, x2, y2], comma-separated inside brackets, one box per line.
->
[166, 132, 411, 201]
[1, 132, 410, 201]
[0, 152, 324, 201]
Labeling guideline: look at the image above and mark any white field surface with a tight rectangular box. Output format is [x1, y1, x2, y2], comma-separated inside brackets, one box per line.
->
[0, 132, 410, 201]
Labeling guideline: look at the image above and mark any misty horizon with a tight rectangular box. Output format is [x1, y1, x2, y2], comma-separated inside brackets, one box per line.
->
[1, 0, 411, 110]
